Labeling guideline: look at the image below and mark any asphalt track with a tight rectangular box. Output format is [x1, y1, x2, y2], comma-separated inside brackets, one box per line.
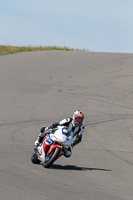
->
[0, 51, 133, 200]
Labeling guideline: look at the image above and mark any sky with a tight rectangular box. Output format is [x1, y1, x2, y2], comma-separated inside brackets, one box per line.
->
[0, 0, 133, 53]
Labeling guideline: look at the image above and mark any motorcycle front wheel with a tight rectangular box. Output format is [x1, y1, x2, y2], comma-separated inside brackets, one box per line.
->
[43, 147, 60, 168]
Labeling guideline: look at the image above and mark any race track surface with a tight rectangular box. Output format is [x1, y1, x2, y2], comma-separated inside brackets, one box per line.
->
[0, 51, 133, 200]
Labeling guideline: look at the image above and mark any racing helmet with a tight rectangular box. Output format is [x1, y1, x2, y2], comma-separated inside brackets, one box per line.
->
[72, 110, 84, 126]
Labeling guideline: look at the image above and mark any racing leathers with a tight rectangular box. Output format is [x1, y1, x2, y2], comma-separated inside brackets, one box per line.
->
[35, 118, 85, 157]
[49, 118, 85, 148]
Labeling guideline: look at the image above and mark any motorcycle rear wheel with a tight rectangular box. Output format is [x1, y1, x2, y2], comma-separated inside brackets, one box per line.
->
[31, 150, 41, 164]
[43, 147, 60, 168]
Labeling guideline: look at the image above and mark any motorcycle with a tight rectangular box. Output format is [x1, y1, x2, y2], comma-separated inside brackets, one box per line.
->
[31, 126, 73, 168]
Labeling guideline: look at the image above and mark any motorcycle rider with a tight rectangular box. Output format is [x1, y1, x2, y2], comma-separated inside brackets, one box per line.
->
[34, 110, 85, 157]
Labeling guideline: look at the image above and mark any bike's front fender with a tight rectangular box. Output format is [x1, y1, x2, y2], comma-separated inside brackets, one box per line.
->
[48, 144, 62, 154]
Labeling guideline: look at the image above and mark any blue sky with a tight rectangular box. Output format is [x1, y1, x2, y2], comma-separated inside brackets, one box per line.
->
[0, 0, 133, 53]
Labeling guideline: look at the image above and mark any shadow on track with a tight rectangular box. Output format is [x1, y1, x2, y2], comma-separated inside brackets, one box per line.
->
[50, 164, 112, 171]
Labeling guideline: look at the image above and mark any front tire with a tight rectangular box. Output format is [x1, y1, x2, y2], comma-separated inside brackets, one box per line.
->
[31, 150, 41, 164]
[43, 147, 60, 168]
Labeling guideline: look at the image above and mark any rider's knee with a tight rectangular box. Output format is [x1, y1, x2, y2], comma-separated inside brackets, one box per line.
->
[40, 127, 45, 133]
[63, 148, 72, 158]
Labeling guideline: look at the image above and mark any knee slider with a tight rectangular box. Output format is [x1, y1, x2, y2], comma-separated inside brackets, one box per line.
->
[64, 151, 71, 158]
[64, 148, 72, 158]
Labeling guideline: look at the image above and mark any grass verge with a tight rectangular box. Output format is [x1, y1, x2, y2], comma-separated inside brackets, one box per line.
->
[0, 45, 83, 55]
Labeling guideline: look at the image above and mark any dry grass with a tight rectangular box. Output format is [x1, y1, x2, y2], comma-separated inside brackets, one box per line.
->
[0, 45, 83, 55]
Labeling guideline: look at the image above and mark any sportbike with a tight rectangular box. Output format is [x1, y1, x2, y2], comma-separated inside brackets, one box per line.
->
[31, 126, 73, 168]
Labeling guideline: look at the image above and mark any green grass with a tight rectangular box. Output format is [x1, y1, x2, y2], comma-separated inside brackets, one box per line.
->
[0, 45, 84, 55]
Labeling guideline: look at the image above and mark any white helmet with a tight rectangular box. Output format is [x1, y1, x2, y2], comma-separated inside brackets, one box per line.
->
[72, 110, 84, 126]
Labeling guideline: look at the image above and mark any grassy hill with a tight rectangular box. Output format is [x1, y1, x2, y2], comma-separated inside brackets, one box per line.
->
[0, 45, 83, 55]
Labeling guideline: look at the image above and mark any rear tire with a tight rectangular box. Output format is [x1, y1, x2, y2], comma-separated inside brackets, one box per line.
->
[31, 150, 41, 164]
[43, 148, 60, 168]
